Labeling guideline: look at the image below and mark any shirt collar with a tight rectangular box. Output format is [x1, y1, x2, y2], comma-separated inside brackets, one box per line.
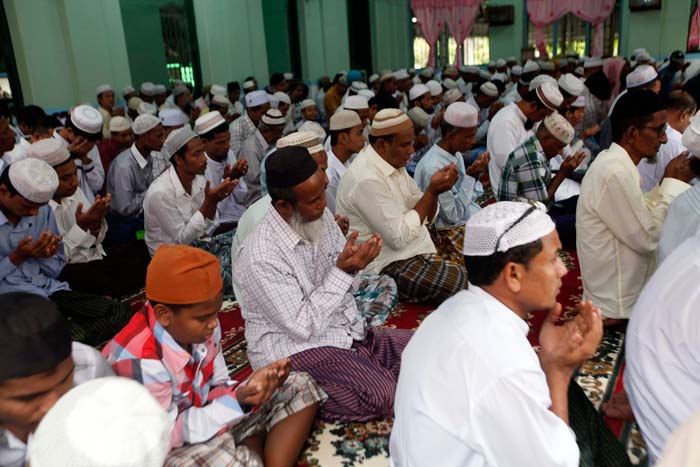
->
[131, 143, 148, 169]
[511, 102, 527, 124]
[666, 125, 683, 142]
[365, 144, 400, 178]
[205, 153, 225, 169]
[608, 143, 640, 174]
[266, 206, 305, 250]
[468, 285, 530, 336]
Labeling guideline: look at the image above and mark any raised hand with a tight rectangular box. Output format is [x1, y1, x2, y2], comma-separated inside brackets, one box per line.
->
[200, 178, 239, 220]
[466, 151, 490, 178]
[224, 159, 248, 180]
[236, 366, 280, 408]
[428, 163, 459, 195]
[9, 232, 62, 265]
[335, 231, 382, 274]
[560, 151, 587, 175]
[664, 152, 695, 183]
[68, 136, 93, 164]
[75, 194, 111, 232]
[334, 213, 350, 236]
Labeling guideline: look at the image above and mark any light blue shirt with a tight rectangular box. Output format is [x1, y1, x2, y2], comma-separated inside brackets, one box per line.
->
[658, 184, 700, 264]
[414, 143, 482, 227]
[0, 205, 69, 296]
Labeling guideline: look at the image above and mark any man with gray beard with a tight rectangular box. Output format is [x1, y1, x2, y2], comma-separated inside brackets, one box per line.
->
[234, 146, 410, 422]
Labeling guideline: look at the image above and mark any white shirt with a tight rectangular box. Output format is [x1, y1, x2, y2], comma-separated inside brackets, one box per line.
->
[657, 184, 700, 264]
[625, 234, 700, 464]
[49, 188, 107, 264]
[576, 143, 689, 319]
[336, 144, 436, 274]
[390, 286, 579, 467]
[230, 195, 271, 299]
[204, 154, 248, 230]
[54, 130, 104, 203]
[143, 165, 215, 255]
[638, 126, 686, 192]
[487, 103, 531, 193]
[325, 148, 355, 214]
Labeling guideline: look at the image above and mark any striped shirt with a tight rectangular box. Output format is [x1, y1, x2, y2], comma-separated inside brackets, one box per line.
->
[497, 135, 551, 204]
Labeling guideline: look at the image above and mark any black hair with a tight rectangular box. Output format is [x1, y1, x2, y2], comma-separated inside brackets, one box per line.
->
[227, 81, 240, 93]
[0, 100, 12, 119]
[199, 122, 229, 141]
[170, 141, 193, 165]
[559, 88, 573, 100]
[368, 133, 395, 145]
[611, 114, 655, 142]
[522, 89, 548, 110]
[66, 115, 102, 142]
[149, 301, 187, 313]
[330, 128, 351, 146]
[15, 105, 47, 129]
[440, 121, 459, 138]
[665, 90, 697, 113]
[268, 185, 297, 204]
[0, 165, 19, 196]
[374, 92, 400, 111]
[244, 76, 256, 82]
[270, 73, 285, 87]
[464, 239, 543, 286]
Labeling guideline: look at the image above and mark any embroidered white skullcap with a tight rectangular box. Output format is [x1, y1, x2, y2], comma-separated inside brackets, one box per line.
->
[70, 105, 102, 135]
[172, 85, 189, 97]
[245, 90, 269, 108]
[480, 82, 499, 97]
[523, 60, 540, 74]
[163, 126, 197, 156]
[495, 58, 507, 68]
[444, 102, 478, 128]
[369, 73, 380, 84]
[420, 67, 434, 78]
[194, 111, 226, 135]
[393, 69, 410, 80]
[443, 88, 464, 105]
[584, 57, 604, 69]
[127, 97, 143, 111]
[529, 74, 558, 91]
[209, 84, 226, 96]
[132, 114, 161, 135]
[442, 78, 458, 90]
[300, 99, 317, 110]
[243, 80, 256, 90]
[426, 80, 442, 97]
[558, 73, 585, 96]
[154, 84, 166, 95]
[29, 377, 170, 467]
[511, 65, 523, 76]
[407, 107, 431, 129]
[261, 108, 286, 126]
[283, 72, 293, 80]
[276, 131, 324, 154]
[358, 89, 375, 99]
[539, 61, 555, 72]
[158, 108, 187, 127]
[109, 116, 131, 133]
[543, 112, 574, 144]
[479, 70, 492, 80]
[298, 121, 326, 141]
[211, 95, 231, 108]
[682, 113, 700, 156]
[370, 108, 413, 137]
[96, 84, 113, 95]
[351, 81, 368, 92]
[636, 51, 651, 63]
[409, 84, 430, 101]
[8, 158, 58, 203]
[536, 82, 563, 110]
[140, 82, 156, 96]
[122, 85, 135, 97]
[626, 65, 658, 89]
[137, 102, 158, 116]
[345, 95, 369, 111]
[330, 110, 362, 131]
[26, 139, 70, 167]
[464, 201, 555, 255]
[574, 66, 585, 77]
[571, 95, 586, 108]
[273, 91, 291, 105]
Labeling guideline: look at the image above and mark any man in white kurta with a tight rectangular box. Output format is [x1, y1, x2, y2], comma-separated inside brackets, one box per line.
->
[326, 110, 364, 214]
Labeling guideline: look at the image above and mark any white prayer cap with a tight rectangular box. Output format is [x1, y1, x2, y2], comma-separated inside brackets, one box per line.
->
[140, 82, 156, 96]
[443, 88, 464, 105]
[571, 95, 586, 108]
[558, 73, 585, 96]
[380, 71, 395, 82]
[536, 82, 563, 110]
[584, 57, 604, 69]
[283, 72, 294, 80]
[407, 107, 430, 129]
[682, 113, 700, 155]
[211, 94, 231, 107]
[273, 91, 291, 105]
[298, 121, 326, 141]
[487, 60, 496, 67]
[163, 126, 197, 156]
[268, 93, 279, 109]
[393, 69, 410, 80]
[351, 81, 368, 92]
[29, 377, 170, 467]
[479, 70, 492, 80]
[358, 89, 375, 99]
[370, 108, 412, 137]
[461, 65, 480, 74]
[426, 80, 442, 96]
[409, 84, 430, 101]
[276, 131, 324, 154]
[8, 158, 58, 203]
[444, 102, 478, 128]
[495, 58, 507, 68]
[109, 116, 131, 133]
[261, 108, 286, 126]
[172, 85, 189, 97]
[26, 139, 70, 167]
[173, 79, 185, 87]
[369, 73, 380, 84]
[491, 73, 507, 83]
[300, 99, 317, 110]
[632, 48, 648, 58]
[345, 95, 369, 110]
[523, 60, 540, 74]
[210, 84, 226, 96]
[194, 111, 226, 135]
[245, 90, 269, 108]
[507, 56, 517, 63]
[96, 84, 113, 95]
[636, 51, 651, 63]
[330, 110, 362, 131]
[574, 66, 585, 77]
[626, 65, 658, 89]
[463, 201, 555, 256]
[539, 61, 555, 72]
[479, 82, 499, 97]
[528, 74, 557, 91]
[71, 105, 103, 135]
[137, 102, 158, 116]
[122, 85, 135, 97]
[442, 78, 458, 90]
[543, 112, 574, 144]
[243, 80, 256, 90]
[420, 67, 434, 78]
[511, 65, 523, 76]
[127, 97, 143, 111]
[154, 84, 166, 95]
[132, 114, 161, 135]
[158, 108, 188, 127]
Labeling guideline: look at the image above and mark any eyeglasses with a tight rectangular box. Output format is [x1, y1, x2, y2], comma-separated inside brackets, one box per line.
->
[493, 205, 537, 254]
[637, 123, 667, 137]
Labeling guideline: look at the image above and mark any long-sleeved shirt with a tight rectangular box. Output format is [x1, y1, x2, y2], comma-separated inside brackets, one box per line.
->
[103, 303, 247, 448]
[487, 103, 531, 193]
[657, 184, 700, 264]
[576, 143, 689, 319]
[54, 130, 104, 203]
[49, 187, 107, 264]
[325, 148, 356, 214]
[228, 113, 256, 158]
[414, 144, 481, 227]
[143, 165, 214, 256]
[391, 286, 579, 467]
[0, 205, 69, 296]
[239, 130, 273, 208]
[234, 207, 366, 369]
[497, 135, 551, 203]
[204, 154, 248, 229]
[637, 126, 686, 192]
[336, 144, 436, 274]
[106, 143, 154, 220]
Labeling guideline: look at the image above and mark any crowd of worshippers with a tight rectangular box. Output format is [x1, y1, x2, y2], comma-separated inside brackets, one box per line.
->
[1, 47, 700, 466]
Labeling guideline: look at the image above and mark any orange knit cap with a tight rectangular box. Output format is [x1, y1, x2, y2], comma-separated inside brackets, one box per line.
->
[146, 245, 223, 305]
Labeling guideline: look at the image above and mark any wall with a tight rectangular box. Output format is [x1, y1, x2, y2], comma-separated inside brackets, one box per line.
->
[619, 0, 693, 57]
[5, 0, 131, 111]
[370, 0, 412, 72]
[488, 0, 525, 61]
[262, 0, 293, 77]
[296, 0, 350, 80]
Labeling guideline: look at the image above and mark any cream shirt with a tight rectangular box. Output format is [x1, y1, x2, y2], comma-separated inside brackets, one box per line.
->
[576, 143, 689, 319]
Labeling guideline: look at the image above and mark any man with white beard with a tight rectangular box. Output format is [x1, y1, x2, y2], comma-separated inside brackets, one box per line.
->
[233, 146, 409, 422]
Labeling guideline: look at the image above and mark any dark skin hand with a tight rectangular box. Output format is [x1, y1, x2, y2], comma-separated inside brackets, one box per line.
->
[224, 159, 248, 180]
[68, 137, 94, 165]
[76, 194, 111, 233]
[335, 231, 382, 274]
[334, 214, 349, 236]
[236, 358, 291, 407]
[200, 178, 239, 220]
[9, 232, 62, 265]
[466, 152, 490, 178]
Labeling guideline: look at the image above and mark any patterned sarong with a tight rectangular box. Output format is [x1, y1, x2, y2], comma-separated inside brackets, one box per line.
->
[193, 230, 236, 294]
[353, 274, 398, 327]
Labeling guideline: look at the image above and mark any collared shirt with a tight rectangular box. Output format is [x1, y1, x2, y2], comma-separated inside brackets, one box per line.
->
[144, 165, 214, 256]
[498, 135, 551, 203]
[325, 147, 356, 214]
[414, 144, 481, 227]
[229, 113, 256, 158]
[239, 130, 272, 207]
[151, 150, 171, 179]
[658, 184, 700, 264]
[625, 235, 700, 464]
[234, 207, 366, 369]
[106, 143, 154, 219]
[466, 97, 491, 145]
[390, 286, 578, 467]
[336, 144, 436, 274]
[0, 206, 69, 296]
[49, 187, 107, 264]
[230, 195, 272, 299]
[638, 126, 686, 192]
[104, 303, 246, 448]
[204, 154, 248, 229]
[487, 103, 531, 193]
[0, 342, 114, 467]
[576, 143, 690, 319]
[54, 130, 104, 203]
